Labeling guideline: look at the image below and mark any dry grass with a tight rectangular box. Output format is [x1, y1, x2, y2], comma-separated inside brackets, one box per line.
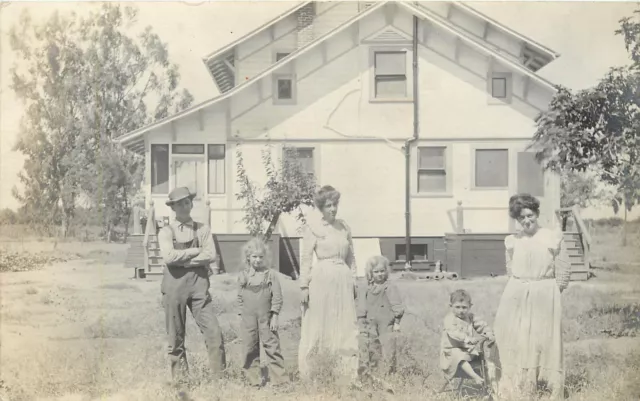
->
[0, 229, 639, 401]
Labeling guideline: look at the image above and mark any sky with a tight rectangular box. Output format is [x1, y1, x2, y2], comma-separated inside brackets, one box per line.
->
[0, 0, 638, 219]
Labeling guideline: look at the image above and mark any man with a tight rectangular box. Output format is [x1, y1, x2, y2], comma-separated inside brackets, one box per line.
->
[158, 186, 226, 383]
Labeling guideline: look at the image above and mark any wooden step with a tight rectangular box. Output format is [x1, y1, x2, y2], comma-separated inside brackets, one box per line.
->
[568, 254, 584, 264]
[565, 247, 583, 256]
[570, 271, 589, 281]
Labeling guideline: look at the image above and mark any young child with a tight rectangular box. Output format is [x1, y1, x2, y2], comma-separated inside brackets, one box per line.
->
[440, 289, 495, 385]
[357, 255, 404, 378]
[237, 237, 288, 387]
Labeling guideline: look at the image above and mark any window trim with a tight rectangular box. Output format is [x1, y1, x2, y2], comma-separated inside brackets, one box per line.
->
[412, 144, 453, 198]
[207, 144, 226, 195]
[487, 71, 513, 104]
[394, 243, 429, 263]
[470, 146, 510, 190]
[369, 46, 413, 103]
[272, 73, 297, 105]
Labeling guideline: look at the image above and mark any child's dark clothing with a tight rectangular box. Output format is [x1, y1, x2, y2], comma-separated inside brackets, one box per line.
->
[237, 268, 287, 386]
[357, 281, 404, 375]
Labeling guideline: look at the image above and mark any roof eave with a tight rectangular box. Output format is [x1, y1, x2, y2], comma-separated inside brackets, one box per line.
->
[455, 2, 561, 60]
[202, 1, 311, 64]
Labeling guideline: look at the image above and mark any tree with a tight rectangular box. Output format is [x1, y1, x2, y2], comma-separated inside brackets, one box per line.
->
[235, 144, 317, 242]
[528, 7, 640, 245]
[9, 4, 193, 239]
[559, 170, 610, 231]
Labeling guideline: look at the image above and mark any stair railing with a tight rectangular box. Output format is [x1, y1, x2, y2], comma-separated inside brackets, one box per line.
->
[142, 200, 157, 273]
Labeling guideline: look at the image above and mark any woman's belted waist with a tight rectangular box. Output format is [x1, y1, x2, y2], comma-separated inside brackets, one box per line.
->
[317, 257, 346, 264]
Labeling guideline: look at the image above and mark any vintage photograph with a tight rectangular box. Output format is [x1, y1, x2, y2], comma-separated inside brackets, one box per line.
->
[0, 1, 638, 400]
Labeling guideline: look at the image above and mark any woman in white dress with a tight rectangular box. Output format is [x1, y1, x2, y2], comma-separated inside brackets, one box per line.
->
[297, 185, 360, 383]
[493, 193, 571, 400]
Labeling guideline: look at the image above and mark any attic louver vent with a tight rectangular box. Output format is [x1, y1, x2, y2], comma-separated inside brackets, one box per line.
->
[359, 2, 375, 12]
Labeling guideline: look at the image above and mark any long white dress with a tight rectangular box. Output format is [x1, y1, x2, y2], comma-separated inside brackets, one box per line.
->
[492, 227, 571, 399]
[297, 218, 359, 380]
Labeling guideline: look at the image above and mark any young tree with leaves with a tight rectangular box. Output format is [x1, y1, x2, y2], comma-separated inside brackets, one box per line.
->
[529, 7, 640, 245]
[9, 4, 193, 240]
[235, 144, 317, 243]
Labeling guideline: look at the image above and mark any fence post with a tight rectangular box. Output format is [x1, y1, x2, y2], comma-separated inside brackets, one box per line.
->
[456, 201, 464, 233]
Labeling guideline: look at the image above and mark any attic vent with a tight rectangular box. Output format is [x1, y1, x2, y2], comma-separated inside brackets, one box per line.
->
[375, 28, 410, 42]
[206, 51, 236, 94]
[359, 1, 375, 12]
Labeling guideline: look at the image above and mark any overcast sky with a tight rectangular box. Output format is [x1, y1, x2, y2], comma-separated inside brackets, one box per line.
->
[1, 1, 638, 218]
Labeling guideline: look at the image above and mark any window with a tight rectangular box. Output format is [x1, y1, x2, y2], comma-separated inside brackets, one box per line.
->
[491, 77, 507, 98]
[417, 147, 447, 193]
[151, 144, 169, 194]
[474, 149, 509, 188]
[283, 146, 315, 177]
[488, 72, 512, 102]
[208, 144, 225, 194]
[373, 50, 407, 99]
[172, 144, 204, 154]
[174, 159, 202, 196]
[395, 244, 428, 262]
[273, 74, 296, 104]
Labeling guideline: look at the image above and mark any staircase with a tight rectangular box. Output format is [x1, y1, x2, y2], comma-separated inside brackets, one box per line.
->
[557, 206, 592, 281]
[563, 231, 590, 281]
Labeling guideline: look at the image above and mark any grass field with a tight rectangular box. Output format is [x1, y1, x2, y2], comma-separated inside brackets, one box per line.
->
[0, 224, 639, 401]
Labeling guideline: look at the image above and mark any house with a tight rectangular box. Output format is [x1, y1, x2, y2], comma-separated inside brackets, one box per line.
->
[117, 1, 590, 280]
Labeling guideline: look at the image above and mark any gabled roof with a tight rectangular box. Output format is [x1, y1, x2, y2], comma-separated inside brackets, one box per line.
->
[116, 1, 559, 150]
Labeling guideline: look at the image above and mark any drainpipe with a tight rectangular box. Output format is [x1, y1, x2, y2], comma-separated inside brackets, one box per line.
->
[404, 15, 420, 271]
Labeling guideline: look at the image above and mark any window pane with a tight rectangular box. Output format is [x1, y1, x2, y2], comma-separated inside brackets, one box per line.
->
[151, 144, 169, 194]
[418, 170, 447, 193]
[276, 52, 290, 61]
[419, 147, 445, 169]
[208, 158, 225, 194]
[517, 152, 544, 196]
[375, 51, 406, 75]
[172, 144, 205, 154]
[395, 244, 428, 261]
[375, 76, 407, 98]
[492, 77, 507, 98]
[277, 79, 293, 99]
[174, 160, 199, 195]
[284, 147, 314, 175]
[208, 144, 225, 160]
[475, 149, 509, 187]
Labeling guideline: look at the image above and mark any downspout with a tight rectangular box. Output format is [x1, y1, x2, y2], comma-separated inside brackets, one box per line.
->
[404, 14, 420, 270]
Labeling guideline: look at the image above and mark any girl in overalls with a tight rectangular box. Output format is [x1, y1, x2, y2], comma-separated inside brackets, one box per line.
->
[237, 237, 288, 387]
[357, 255, 404, 379]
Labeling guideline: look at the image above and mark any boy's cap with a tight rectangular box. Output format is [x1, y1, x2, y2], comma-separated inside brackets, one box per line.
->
[166, 187, 196, 206]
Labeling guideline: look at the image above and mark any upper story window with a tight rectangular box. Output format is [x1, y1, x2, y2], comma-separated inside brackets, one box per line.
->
[488, 72, 512, 103]
[273, 74, 296, 105]
[372, 50, 408, 100]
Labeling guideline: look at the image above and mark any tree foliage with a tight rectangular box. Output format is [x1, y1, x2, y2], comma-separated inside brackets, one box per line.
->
[529, 8, 640, 219]
[9, 4, 193, 240]
[235, 144, 317, 241]
[560, 170, 610, 230]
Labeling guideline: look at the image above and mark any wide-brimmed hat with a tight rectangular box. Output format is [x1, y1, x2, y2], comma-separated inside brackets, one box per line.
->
[166, 187, 196, 206]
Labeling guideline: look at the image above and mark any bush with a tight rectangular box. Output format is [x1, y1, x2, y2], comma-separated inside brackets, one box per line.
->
[0, 251, 70, 273]
[0, 209, 18, 225]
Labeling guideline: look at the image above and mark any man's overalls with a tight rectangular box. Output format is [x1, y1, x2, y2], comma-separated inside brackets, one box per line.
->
[161, 223, 226, 382]
[239, 270, 287, 386]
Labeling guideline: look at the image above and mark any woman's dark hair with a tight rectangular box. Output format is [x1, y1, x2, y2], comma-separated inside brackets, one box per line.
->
[314, 185, 341, 209]
[508, 193, 541, 219]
